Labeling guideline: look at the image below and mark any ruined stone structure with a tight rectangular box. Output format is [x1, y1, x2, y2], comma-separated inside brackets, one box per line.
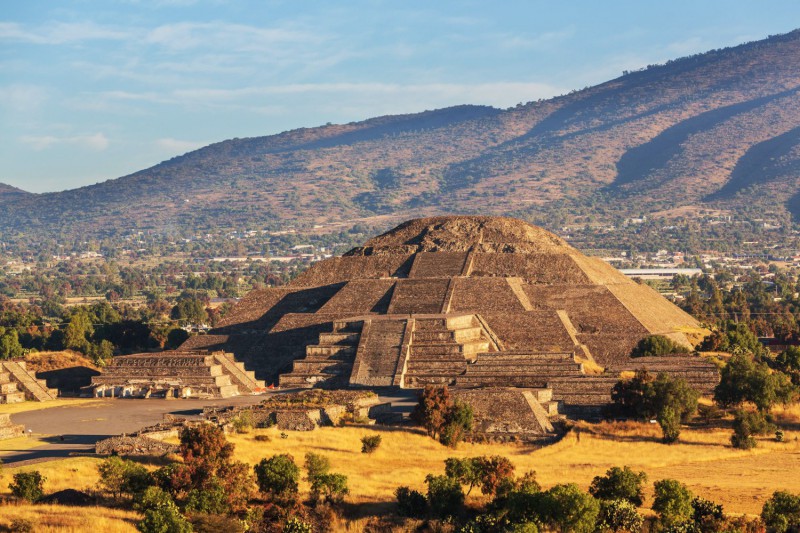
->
[0, 413, 25, 440]
[91, 350, 265, 399]
[182, 216, 716, 415]
[0, 360, 58, 403]
[451, 388, 557, 441]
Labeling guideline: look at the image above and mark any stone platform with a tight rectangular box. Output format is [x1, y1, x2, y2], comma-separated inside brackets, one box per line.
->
[91, 350, 265, 399]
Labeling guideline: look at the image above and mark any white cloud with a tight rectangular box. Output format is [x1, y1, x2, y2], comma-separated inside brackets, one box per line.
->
[0, 84, 48, 112]
[144, 22, 318, 52]
[155, 137, 207, 153]
[20, 133, 109, 151]
[0, 21, 130, 45]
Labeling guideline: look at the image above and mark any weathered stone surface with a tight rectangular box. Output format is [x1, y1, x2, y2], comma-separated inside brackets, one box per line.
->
[186, 216, 711, 416]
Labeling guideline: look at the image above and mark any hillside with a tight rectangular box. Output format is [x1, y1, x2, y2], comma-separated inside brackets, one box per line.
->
[3, 30, 800, 240]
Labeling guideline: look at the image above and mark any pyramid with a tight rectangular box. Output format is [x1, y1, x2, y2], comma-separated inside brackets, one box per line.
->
[182, 216, 714, 413]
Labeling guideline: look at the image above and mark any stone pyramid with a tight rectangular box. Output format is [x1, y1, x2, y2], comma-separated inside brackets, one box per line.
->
[183, 216, 713, 413]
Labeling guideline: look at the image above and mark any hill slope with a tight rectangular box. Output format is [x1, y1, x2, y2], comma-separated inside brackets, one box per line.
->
[4, 30, 800, 239]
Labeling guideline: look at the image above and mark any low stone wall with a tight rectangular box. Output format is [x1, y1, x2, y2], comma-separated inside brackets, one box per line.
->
[95, 435, 178, 456]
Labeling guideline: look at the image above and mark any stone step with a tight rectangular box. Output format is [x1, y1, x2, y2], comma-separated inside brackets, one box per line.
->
[0, 372, 11, 384]
[410, 341, 490, 356]
[412, 327, 483, 343]
[332, 321, 363, 333]
[403, 375, 457, 387]
[0, 382, 19, 394]
[318, 332, 360, 345]
[0, 391, 26, 404]
[291, 360, 351, 375]
[306, 345, 356, 357]
[92, 375, 234, 387]
[475, 352, 575, 362]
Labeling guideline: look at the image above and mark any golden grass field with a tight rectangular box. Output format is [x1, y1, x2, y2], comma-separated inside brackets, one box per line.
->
[1, 408, 799, 529]
[0, 502, 140, 532]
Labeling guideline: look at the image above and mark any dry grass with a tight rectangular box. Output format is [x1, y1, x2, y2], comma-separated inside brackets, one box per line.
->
[1, 457, 105, 495]
[0, 398, 102, 416]
[226, 421, 800, 516]
[0, 434, 51, 452]
[24, 351, 99, 373]
[0, 502, 139, 532]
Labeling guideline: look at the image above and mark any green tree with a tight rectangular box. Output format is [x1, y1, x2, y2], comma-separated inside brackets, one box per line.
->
[440, 400, 474, 448]
[310, 473, 349, 504]
[652, 479, 694, 528]
[171, 298, 208, 326]
[762, 491, 800, 533]
[630, 335, 684, 358]
[303, 452, 330, 481]
[64, 309, 93, 352]
[596, 499, 643, 533]
[692, 496, 726, 533]
[425, 474, 464, 519]
[0, 328, 23, 359]
[715, 354, 796, 412]
[731, 409, 773, 449]
[589, 466, 647, 506]
[98, 456, 152, 500]
[254, 454, 299, 497]
[395, 486, 427, 518]
[537, 483, 600, 533]
[9, 471, 45, 502]
[136, 486, 192, 533]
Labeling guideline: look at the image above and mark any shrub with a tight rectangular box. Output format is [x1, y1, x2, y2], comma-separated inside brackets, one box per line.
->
[254, 454, 300, 497]
[283, 517, 313, 533]
[360, 434, 382, 454]
[9, 518, 34, 533]
[231, 410, 253, 434]
[731, 409, 774, 449]
[630, 335, 683, 358]
[613, 372, 699, 443]
[304, 452, 330, 481]
[9, 471, 45, 502]
[597, 499, 643, 533]
[310, 472, 349, 504]
[179, 424, 234, 476]
[537, 483, 599, 533]
[692, 496, 725, 533]
[136, 486, 192, 533]
[426, 474, 464, 518]
[652, 479, 694, 527]
[715, 354, 796, 413]
[589, 466, 647, 506]
[396, 486, 427, 518]
[185, 480, 228, 515]
[412, 386, 474, 447]
[98, 456, 153, 500]
[762, 491, 800, 533]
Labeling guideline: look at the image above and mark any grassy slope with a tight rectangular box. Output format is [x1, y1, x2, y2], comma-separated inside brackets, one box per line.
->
[2, 413, 797, 527]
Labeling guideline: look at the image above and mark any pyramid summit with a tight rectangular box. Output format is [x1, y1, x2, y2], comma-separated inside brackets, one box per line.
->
[183, 216, 714, 414]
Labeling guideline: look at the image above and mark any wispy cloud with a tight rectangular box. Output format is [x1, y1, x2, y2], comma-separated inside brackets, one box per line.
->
[0, 21, 130, 44]
[144, 21, 320, 52]
[20, 133, 110, 151]
[0, 84, 48, 112]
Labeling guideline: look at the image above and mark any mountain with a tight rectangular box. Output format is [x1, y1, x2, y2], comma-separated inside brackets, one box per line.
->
[4, 30, 800, 240]
[0, 183, 31, 200]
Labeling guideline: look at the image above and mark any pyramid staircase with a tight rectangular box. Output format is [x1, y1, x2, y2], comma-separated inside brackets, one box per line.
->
[212, 352, 266, 392]
[0, 361, 58, 403]
[279, 321, 362, 388]
[402, 315, 493, 387]
[456, 351, 584, 388]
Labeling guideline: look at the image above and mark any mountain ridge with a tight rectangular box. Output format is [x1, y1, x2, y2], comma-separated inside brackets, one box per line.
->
[4, 29, 800, 239]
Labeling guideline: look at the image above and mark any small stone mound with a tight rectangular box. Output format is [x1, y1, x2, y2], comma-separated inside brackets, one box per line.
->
[95, 434, 178, 456]
[39, 489, 94, 506]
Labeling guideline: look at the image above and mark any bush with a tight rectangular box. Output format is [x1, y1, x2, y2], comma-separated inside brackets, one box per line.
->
[283, 517, 313, 533]
[589, 466, 647, 506]
[426, 474, 465, 518]
[184, 479, 228, 515]
[136, 486, 192, 533]
[98, 456, 153, 500]
[310, 472, 349, 504]
[360, 434, 382, 454]
[762, 491, 800, 533]
[692, 496, 725, 533]
[537, 483, 599, 533]
[412, 386, 474, 447]
[731, 409, 774, 449]
[9, 471, 45, 502]
[597, 499, 643, 533]
[304, 452, 330, 481]
[715, 354, 796, 413]
[630, 335, 684, 358]
[254, 454, 300, 497]
[652, 479, 694, 527]
[396, 486, 427, 518]
[231, 410, 253, 434]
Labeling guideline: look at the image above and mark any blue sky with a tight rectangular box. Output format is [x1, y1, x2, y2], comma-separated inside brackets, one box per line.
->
[2, 1, 799, 193]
